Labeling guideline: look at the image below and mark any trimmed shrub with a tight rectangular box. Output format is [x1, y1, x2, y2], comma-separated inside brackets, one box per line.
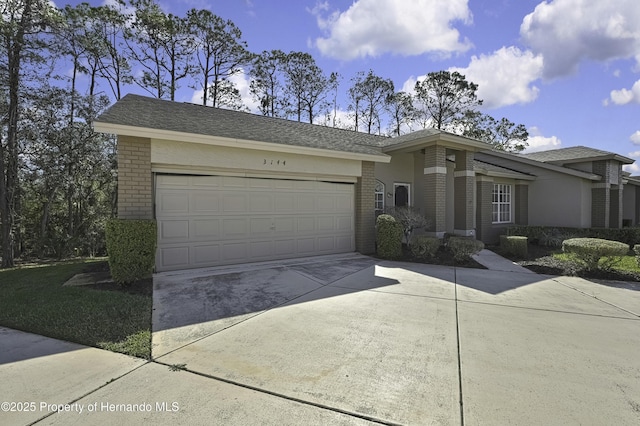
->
[508, 225, 640, 248]
[562, 238, 629, 271]
[385, 206, 431, 244]
[376, 214, 403, 259]
[105, 219, 157, 284]
[499, 235, 528, 258]
[410, 235, 440, 259]
[634, 244, 640, 267]
[447, 237, 484, 263]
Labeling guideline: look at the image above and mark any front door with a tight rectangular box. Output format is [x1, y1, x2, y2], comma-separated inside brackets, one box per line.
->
[394, 183, 409, 207]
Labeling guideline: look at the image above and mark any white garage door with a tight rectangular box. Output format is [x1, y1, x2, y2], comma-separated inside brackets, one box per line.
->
[155, 175, 355, 271]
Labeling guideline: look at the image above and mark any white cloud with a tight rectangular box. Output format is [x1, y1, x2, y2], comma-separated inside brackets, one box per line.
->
[522, 127, 561, 153]
[313, 0, 472, 60]
[627, 150, 640, 158]
[189, 70, 260, 112]
[630, 130, 640, 145]
[608, 79, 640, 105]
[450, 46, 544, 109]
[400, 47, 543, 109]
[520, 0, 640, 79]
[623, 162, 640, 174]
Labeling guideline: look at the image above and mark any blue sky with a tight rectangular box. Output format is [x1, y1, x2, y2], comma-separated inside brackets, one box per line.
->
[63, 0, 640, 172]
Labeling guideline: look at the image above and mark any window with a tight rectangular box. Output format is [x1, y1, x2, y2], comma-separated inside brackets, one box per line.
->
[492, 184, 512, 223]
[394, 183, 410, 207]
[375, 180, 385, 216]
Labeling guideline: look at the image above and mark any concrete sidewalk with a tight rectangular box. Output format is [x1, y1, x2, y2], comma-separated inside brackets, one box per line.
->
[472, 248, 534, 273]
[2, 254, 640, 425]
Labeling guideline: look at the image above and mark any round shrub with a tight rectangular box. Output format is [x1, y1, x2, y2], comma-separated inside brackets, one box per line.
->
[500, 235, 528, 258]
[447, 237, 484, 263]
[376, 214, 403, 259]
[562, 238, 629, 271]
[410, 235, 441, 259]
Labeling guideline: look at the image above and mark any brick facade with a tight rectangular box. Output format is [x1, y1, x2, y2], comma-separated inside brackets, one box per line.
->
[514, 184, 529, 225]
[475, 178, 493, 242]
[355, 161, 375, 254]
[423, 145, 447, 237]
[453, 150, 475, 235]
[117, 135, 153, 219]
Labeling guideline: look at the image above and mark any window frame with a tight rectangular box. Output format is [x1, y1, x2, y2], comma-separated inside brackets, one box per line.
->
[393, 182, 411, 207]
[375, 180, 385, 216]
[492, 183, 512, 224]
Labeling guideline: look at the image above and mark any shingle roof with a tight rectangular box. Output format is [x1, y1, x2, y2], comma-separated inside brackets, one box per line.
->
[473, 159, 535, 179]
[522, 146, 633, 164]
[95, 94, 389, 157]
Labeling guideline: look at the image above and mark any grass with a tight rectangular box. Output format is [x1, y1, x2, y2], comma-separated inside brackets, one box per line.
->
[494, 243, 640, 281]
[0, 259, 152, 359]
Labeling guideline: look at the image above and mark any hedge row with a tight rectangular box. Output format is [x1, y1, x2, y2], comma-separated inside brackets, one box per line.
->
[507, 225, 640, 248]
[105, 219, 157, 284]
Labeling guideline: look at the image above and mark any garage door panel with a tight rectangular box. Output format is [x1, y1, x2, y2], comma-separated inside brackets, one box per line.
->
[336, 216, 354, 231]
[296, 195, 316, 211]
[222, 194, 247, 212]
[297, 238, 316, 253]
[157, 246, 190, 269]
[317, 236, 336, 251]
[249, 240, 274, 258]
[192, 192, 220, 213]
[193, 244, 221, 265]
[249, 194, 273, 212]
[274, 217, 294, 233]
[158, 192, 189, 214]
[191, 175, 220, 187]
[250, 218, 273, 234]
[221, 243, 247, 261]
[317, 216, 335, 231]
[159, 220, 189, 240]
[193, 219, 220, 238]
[156, 175, 355, 271]
[335, 195, 353, 212]
[274, 195, 295, 212]
[222, 176, 246, 188]
[274, 239, 295, 256]
[297, 217, 315, 232]
[336, 235, 354, 251]
[222, 218, 248, 236]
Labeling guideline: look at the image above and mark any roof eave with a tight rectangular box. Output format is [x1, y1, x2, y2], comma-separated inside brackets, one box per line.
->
[482, 150, 602, 181]
[549, 154, 635, 166]
[383, 132, 492, 154]
[93, 121, 391, 163]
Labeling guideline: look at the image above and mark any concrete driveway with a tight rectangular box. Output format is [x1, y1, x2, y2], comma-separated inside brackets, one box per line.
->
[2, 253, 639, 425]
[151, 253, 640, 425]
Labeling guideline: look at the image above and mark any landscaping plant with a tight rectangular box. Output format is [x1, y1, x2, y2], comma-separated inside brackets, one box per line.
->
[376, 214, 403, 259]
[562, 238, 629, 272]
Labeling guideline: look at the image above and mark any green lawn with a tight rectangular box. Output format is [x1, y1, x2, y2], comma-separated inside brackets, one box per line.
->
[554, 252, 640, 274]
[0, 260, 152, 359]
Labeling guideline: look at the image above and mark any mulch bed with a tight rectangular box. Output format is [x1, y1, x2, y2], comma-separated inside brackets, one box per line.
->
[82, 261, 153, 297]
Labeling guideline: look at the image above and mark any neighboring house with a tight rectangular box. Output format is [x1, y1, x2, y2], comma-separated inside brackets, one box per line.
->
[94, 94, 637, 271]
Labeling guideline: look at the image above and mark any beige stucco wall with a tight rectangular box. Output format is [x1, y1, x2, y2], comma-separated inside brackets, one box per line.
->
[151, 138, 362, 182]
[527, 170, 592, 227]
[374, 152, 415, 208]
[446, 162, 455, 233]
[623, 184, 638, 225]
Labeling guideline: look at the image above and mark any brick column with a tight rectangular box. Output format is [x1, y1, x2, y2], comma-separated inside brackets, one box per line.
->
[424, 145, 447, 237]
[117, 135, 153, 219]
[591, 183, 610, 228]
[609, 185, 623, 228]
[475, 177, 493, 243]
[515, 183, 529, 225]
[453, 150, 475, 236]
[355, 161, 375, 254]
